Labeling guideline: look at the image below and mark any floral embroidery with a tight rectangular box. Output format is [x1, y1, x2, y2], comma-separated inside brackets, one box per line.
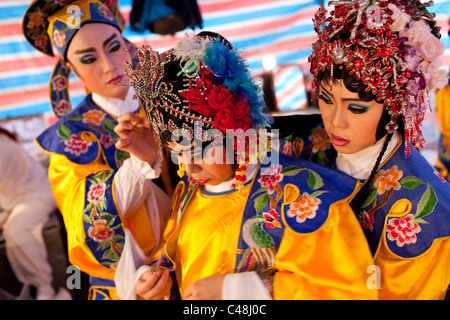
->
[358, 164, 438, 248]
[88, 219, 115, 242]
[56, 107, 129, 167]
[51, 74, 67, 91]
[263, 209, 281, 229]
[287, 192, 322, 223]
[95, 3, 114, 20]
[87, 181, 107, 208]
[83, 171, 124, 268]
[309, 126, 331, 153]
[238, 164, 325, 273]
[386, 214, 422, 247]
[100, 134, 115, 149]
[373, 165, 403, 194]
[258, 164, 284, 195]
[282, 140, 293, 156]
[27, 11, 43, 28]
[83, 109, 106, 126]
[54, 99, 71, 117]
[34, 36, 48, 50]
[53, 29, 66, 48]
[64, 134, 92, 156]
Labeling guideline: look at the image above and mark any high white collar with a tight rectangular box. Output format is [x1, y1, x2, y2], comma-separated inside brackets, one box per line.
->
[92, 87, 139, 118]
[203, 163, 259, 194]
[336, 131, 399, 180]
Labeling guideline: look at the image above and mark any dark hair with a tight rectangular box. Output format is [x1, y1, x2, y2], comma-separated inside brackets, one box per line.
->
[158, 31, 232, 149]
[318, 66, 404, 141]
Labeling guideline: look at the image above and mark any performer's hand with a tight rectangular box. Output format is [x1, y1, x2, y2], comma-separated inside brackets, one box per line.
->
[183, 274, 225, 300]
[115, 112, 158, 166]
[136, 269, 172, 300]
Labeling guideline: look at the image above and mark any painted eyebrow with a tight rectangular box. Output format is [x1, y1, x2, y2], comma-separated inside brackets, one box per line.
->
[73, 33, 118, 54]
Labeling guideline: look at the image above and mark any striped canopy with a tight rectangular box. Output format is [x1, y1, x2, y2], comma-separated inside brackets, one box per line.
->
[1, 0, 449, 119]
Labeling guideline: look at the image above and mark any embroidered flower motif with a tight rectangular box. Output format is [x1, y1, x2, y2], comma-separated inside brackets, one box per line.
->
[282, 141, 293, 156]
[386, 214, 422, 247]
[53, 29, 66, 48]
[373, 165, 403, 195]
[82, 109, 106, 126]
[87, 182, 107, 207]
[27, 11, 43, 28]
[308, 126, 331, 153]
[51, 74, 67, 91]
[287, 192, 321, 223]
[54, 99, 70, 117]
[64, 134, 92, 156]
[100, 134, 114, 148]
[87, 219, 115, 242]
[97, 4, 114, 20]
[34, 35, 48, 50]
[360, 210, 375, 230]
[262, 209, 281, 229]
[258, 164, 283, 195]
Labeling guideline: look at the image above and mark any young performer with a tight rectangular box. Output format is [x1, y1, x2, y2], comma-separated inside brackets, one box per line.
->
[22, 0, 172, 299]
[114, 32, 379, 300]
[282, 0, 450, 299]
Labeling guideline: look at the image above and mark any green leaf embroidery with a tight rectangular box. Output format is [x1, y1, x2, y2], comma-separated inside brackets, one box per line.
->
[68, 115, 83, 121]
[281, 166, 303, 176]
[306, 169, 324, 190]
[361, 186, 377, 208]
[400, 176, 425, 190]
[102, 118, 116, 134]
[251, 187, 269, 197]
[414, 183, 437, 221]
[57, 122, 71, 140]
[83, 213, 91, 223]
[309, 190, 328, 198]
[254, 193, 269, 214]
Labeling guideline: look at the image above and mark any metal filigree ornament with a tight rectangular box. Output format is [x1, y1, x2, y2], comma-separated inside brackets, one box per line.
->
[309, 0, 447, 157]
[123, 46, 181, 143]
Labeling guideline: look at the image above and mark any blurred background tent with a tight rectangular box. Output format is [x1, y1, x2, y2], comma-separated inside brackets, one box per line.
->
[0, 0, 449, 156]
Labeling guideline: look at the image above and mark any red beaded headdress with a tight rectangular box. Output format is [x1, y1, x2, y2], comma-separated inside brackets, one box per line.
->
[309, 0, 448, 157]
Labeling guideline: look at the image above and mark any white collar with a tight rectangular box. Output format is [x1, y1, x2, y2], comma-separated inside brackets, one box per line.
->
[92, 87, 139, 118]
[203, 163, 259, 194]
[336, 131, 399, 180]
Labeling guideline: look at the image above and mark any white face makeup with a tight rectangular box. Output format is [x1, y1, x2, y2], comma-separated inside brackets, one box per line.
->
[66, 23, 131, 100]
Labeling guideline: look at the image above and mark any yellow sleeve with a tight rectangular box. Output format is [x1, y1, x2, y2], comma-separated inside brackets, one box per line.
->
[274, 200, 379, 299]
[436, 85, 450, 145]
[48, 152, 118, 280]
[375, 237, 450, 300]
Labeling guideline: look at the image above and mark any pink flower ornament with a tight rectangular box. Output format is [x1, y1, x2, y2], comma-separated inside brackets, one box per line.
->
[388, 4, 410, 32]
[416, 34, 446, 62]
[399, 20, 431, 47]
